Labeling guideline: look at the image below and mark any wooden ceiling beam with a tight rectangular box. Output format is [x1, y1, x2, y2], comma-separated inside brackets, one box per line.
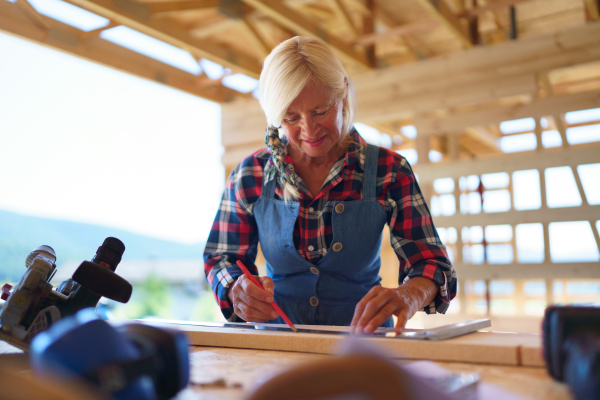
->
[374, 9, 430, 61]
[355, 19, 439, 46]
[354, 22, 600, 96]
[80, 21, 119, 39]
[583, 0, 600, 21]
[417, 90, 600, 136]
[464, 127, 501, 152]
[240, 0, 371, 71]
[241, 15, 271, 58]
[0, 0, 231, 103]
[15, 0, 50, 31]
[413, 0, 474, 48]
[61, 0, 262, 78]
[415, 142, 600, 182]
[189, 17, 238, 38]
[147, 0, 219, 14]
[457, 0, 534, 18]
[330, 0, 358, 38]
[361, 0, 375, 67]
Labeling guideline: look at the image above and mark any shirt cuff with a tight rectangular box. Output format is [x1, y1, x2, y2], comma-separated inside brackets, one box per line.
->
[403, 261, 451, 314]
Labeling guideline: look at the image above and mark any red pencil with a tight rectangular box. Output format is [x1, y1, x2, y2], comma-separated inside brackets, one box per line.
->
[236, 260, 298, 332]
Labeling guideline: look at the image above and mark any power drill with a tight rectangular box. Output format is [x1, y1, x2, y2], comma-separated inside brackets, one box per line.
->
[0, 237, 132, 351]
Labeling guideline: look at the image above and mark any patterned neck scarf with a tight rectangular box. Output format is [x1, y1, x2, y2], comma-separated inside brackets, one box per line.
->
[264, 126, 297, 190]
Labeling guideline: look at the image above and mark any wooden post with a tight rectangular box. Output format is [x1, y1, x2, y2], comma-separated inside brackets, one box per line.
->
[572, 166, 588, 206]
[458, 278, 467, 314]
[514, 279, 525, 315]
[592, 220, 600, 256]
[543, 223, 552, 264]
[362, 0, 376, 68]
[545, 278, 554, 307]
[509, 6, 517, 40]
[553, 114, 569, 148]
[535, 117, 543, 150]
[416, 134, 433, 203]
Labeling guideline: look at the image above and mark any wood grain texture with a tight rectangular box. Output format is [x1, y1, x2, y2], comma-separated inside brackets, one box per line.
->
[184, 346, 569, 400]
[162, 322, 543, 366]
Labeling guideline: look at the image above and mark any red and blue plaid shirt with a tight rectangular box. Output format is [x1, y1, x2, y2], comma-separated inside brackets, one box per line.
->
[204, 129, 456, 321]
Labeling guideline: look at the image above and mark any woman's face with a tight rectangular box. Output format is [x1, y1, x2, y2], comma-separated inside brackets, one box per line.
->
[281, 80, 344, 161]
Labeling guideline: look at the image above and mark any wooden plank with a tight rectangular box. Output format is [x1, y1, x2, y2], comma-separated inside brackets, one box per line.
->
[354, 19, 440, 46]
[433, 204, 600, 228]
[61, 0, 262, 78]
[416, 90, 600, 135]
[15, 0, 50, 31]
[415, 141, 600, 181]
[241, 16, 271, 59]
[240, 0, 371, 71]
[520, 337, 546, 367]
[454, 263, 600, 280]
[357, 73, 537, 122]
[221, 97, 265, 148]
[221, 141, 264, 166]
[147, 0, 219, 14]
[0, 1, 229, 102]
[584, 0, 600, 21]
[352, 23, 600, 94]
[330, 0, 358, 38]
[160, 323, 544, 366]
[464, 127, 501, 152]
[458, 0, 535, 18]
[413, 0, 473, 49]
[185, 346, 566, 400]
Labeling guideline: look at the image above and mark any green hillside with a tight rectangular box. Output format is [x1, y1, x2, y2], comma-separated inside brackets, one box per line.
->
[0, 209, 205, 282]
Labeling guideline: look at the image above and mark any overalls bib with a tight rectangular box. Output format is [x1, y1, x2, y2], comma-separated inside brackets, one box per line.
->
[254, 144, 393, 327]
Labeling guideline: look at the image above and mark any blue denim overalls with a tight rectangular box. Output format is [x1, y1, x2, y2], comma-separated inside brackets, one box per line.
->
[254, 144, 393, 327]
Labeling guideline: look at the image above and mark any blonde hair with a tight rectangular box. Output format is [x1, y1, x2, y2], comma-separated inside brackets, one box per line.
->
[259, 36, 356, 201]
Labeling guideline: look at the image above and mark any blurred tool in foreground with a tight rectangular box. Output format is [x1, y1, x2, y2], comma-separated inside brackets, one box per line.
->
[30, 308, 190, 400]
[0, 237, 132, 350]
[543, 305, 600, 400]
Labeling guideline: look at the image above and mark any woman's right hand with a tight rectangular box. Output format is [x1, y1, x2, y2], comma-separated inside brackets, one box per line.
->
[227, 275, 279, 322]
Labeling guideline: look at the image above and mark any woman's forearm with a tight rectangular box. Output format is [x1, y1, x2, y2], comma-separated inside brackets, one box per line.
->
[399, 276, 439, 310]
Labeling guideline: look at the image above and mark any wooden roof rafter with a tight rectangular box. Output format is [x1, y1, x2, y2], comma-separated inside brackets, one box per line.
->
[0, 0, 236, 102]
[61, 0, 263, 78]
[413, 0, 475, 49]
[329, 0, 359, 39]
[457, 0, 536, 18]
[583, 0, 600, 21]
[146, 0, 220, 16]
[239, 0, 373, 71]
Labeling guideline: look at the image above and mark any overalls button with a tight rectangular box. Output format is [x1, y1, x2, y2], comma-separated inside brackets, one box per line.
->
[308, 207, 314, 212]
[332, 242, 343, 252]
[335, 204, 344, 213]
[308, 245, 314, 251]
[310, 267, 319, 274]
[310, 296, 319, 306]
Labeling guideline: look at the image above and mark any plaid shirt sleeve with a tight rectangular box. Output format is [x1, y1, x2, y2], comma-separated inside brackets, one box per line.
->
[203, 153, 264, 322]
[382, 152, 457, 314]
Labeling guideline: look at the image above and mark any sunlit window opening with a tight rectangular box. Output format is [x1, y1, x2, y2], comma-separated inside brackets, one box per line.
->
[545, 167, 583, 208]
[549, 222, 600, 263]
[0, 32, 224, 321]
[101, 26, 202, 75]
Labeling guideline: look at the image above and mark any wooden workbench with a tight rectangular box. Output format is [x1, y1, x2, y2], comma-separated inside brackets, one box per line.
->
[182, 345, 572, 400]
[0, 325, 573, 400]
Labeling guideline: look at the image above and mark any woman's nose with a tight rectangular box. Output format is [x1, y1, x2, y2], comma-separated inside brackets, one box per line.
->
[301, 116, 319, 137]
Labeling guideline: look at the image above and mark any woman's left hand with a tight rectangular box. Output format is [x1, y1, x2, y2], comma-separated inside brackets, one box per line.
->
[350, 277, 438, 334]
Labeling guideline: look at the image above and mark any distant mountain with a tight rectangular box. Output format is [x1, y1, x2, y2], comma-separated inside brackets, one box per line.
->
[0, 209, 205, 282]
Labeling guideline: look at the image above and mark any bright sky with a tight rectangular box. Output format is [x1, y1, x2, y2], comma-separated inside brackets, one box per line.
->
[0, 32, 224, 244]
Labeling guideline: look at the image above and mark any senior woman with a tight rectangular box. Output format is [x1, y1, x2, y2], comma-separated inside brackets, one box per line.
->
[204, 36, 456, 334]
